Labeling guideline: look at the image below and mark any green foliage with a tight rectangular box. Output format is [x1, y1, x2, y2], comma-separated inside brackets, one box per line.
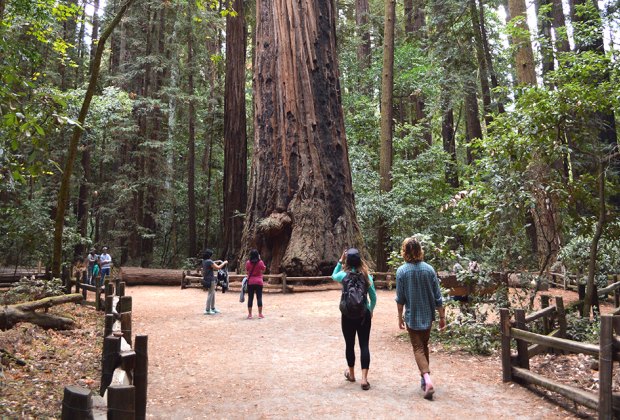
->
[565, 312, 600, 344]
[434, 300, 500, 356]
[2, 277, 65, 305]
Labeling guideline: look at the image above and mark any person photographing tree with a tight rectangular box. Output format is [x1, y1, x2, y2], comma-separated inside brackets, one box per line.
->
[332, 248, 377, 391]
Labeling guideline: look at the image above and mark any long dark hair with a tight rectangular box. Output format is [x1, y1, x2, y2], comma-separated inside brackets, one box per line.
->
[249, 249, 260, 263]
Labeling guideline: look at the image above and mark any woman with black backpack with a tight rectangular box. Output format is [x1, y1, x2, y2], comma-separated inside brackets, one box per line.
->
[331, 248, 377, 390]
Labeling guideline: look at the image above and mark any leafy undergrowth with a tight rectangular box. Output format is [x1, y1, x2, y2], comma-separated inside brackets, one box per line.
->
[0, 303, 103, 419]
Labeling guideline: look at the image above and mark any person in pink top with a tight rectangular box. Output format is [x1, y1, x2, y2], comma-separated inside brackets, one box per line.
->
[245, 249, 266, 319]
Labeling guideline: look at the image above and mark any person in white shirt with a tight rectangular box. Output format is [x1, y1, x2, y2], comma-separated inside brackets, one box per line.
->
[99, 247, 112, 286]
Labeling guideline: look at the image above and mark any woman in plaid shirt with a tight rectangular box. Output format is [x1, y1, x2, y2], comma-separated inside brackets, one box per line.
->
[395, 237, 445, 400]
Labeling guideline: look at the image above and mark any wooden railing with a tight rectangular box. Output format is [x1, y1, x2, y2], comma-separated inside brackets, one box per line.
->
[181, 271, 396, 293]
[61, 281, 148, 419]
[500, 295, 619, 419]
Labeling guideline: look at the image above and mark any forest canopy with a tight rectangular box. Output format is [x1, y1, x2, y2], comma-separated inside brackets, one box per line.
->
[1, 0, 619, 285]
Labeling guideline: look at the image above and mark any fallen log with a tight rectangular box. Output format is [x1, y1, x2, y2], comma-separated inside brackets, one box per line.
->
[120, 267, 183, 286]
[0, 293, 83, 330]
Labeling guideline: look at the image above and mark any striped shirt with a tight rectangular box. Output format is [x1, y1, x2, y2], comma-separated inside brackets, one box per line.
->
[395, 261, 443, 330]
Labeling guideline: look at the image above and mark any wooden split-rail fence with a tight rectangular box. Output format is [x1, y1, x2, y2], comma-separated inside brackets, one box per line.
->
[500, 293, 620, 419]
[181, 271, 397, 293]
[61, 280, 148, 420]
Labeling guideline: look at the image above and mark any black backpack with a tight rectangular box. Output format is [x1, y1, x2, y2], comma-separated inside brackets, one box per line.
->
[339, 272, 368, 319]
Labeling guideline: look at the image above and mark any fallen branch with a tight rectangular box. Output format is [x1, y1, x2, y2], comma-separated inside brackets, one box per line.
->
[0, 293, 83, 330]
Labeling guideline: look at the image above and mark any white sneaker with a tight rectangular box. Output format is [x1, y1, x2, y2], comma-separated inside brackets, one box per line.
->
[204, 310, 213, 315]
[212, 308, 221, 314]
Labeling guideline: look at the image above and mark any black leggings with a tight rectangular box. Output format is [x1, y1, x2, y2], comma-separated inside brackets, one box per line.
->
[341, 310, 371, 369]
[247, 284, 263, 308]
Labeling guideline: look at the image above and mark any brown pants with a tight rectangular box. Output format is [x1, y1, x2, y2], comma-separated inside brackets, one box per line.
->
[407, 327, 431, 375]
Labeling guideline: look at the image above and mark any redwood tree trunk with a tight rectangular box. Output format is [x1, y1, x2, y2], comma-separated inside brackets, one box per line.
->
[244, 0, 364, 276]
[187, 0, 197, 258]
[508, 0, 537, 86]
[222, 0, 248, 267]
[376, 0, 396, 272]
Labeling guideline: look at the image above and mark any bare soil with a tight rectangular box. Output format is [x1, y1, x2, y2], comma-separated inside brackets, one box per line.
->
[124, 286, 587, 419]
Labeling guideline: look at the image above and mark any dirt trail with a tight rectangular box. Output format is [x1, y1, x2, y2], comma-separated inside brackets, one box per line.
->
[127, 286, 575, 419]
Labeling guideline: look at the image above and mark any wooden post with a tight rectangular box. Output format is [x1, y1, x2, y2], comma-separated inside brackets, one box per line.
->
[514, 309, 529, 370]
[598, 315, 613, 419]
[100, 335, 121, 396]
[82, 284, 87, 301]
[614, 288, 620, 310]
[500, 308, 512, 382]
[105, 282, 114, 297]
[281, 273, 287, 294]
[555, 296, 567, 338]
[114, 277, 120, 293]
[107, 385, 135, 420]
[119, 296, 132, 313]
[118, 282, 126, 297]
[120, 312, 132, 347]
[134, 335, 148, 420]
[104, 314, 115, 338]
[95, 281, 102, 311]
[61, 385, 92, 420]
[540, 295, 550, 335]
[105, 295, 115, 315]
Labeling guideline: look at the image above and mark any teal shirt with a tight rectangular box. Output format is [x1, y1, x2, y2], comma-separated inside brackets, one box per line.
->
[331, 262, 377, 312]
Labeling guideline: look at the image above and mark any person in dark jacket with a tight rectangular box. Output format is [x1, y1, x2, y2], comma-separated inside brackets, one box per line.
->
[202, 249, 227, 315]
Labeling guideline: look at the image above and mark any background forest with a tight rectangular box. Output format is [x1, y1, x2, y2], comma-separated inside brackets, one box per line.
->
[1, 0, 619, 282]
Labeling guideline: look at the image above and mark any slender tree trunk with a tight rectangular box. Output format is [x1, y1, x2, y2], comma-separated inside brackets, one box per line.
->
[187, 0, 197, 259]
[441, 95, 458, 188]
[75, 2, 86, 87]
[376, 0, 396, 272]
[464, 78, 483, 164]
[222, 0, 248, 267]
[408, 0, 432, 148]
[469, 0, 492, 126]
[90, 0, 101, 72]
[479, 0, 505, 114]
[244, 0, 364, 275]
[52, 0, 136, 277]
[508, 0, 537, 86]
[534, 0, 555, 80]
[583, 159, 605, 317]
[356, 0, 371, 72]
[551, 0, 570, 54]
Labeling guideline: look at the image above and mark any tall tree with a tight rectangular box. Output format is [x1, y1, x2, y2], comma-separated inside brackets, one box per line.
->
[52, 0, 136, 277]
[243, 0, 364, 275]
[507, 0, 537, 86]
[469, 0, 492, 125]
[187, 0, 198, 258]
[222, 0, 248, 266]
[509, 0, 562, 273]
[376, 0, 396, 272]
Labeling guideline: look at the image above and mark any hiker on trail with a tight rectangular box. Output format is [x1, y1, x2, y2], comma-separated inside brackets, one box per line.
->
[86, 248, 98, 285]
[395, 237, 445, 400]
[332, 248, 377, 391]
[202, 249, 228, 315]
[245, 249, 266, 319]
[99, 247, 112, 287]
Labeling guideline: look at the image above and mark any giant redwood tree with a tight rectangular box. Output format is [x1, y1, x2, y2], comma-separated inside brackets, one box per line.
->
[241, 0, 364, 276]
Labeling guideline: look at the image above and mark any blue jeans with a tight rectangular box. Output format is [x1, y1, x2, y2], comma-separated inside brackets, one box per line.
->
[100, 267, 110, 285]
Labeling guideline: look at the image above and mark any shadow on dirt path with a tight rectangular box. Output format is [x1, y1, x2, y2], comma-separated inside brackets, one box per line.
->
[127, 286, 576, 419]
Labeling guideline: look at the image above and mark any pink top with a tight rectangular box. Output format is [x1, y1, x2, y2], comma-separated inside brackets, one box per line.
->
[246, 260, 266, 285]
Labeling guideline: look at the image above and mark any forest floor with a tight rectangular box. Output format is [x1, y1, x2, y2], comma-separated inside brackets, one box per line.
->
[0, 285, 613, 419]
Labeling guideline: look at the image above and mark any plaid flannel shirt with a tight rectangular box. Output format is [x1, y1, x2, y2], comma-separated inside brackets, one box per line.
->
[395, 261, 443, 330]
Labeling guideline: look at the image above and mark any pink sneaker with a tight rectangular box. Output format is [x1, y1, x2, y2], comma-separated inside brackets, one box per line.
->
[258, 314, 264, 319]
[247, 315, 253, 319]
